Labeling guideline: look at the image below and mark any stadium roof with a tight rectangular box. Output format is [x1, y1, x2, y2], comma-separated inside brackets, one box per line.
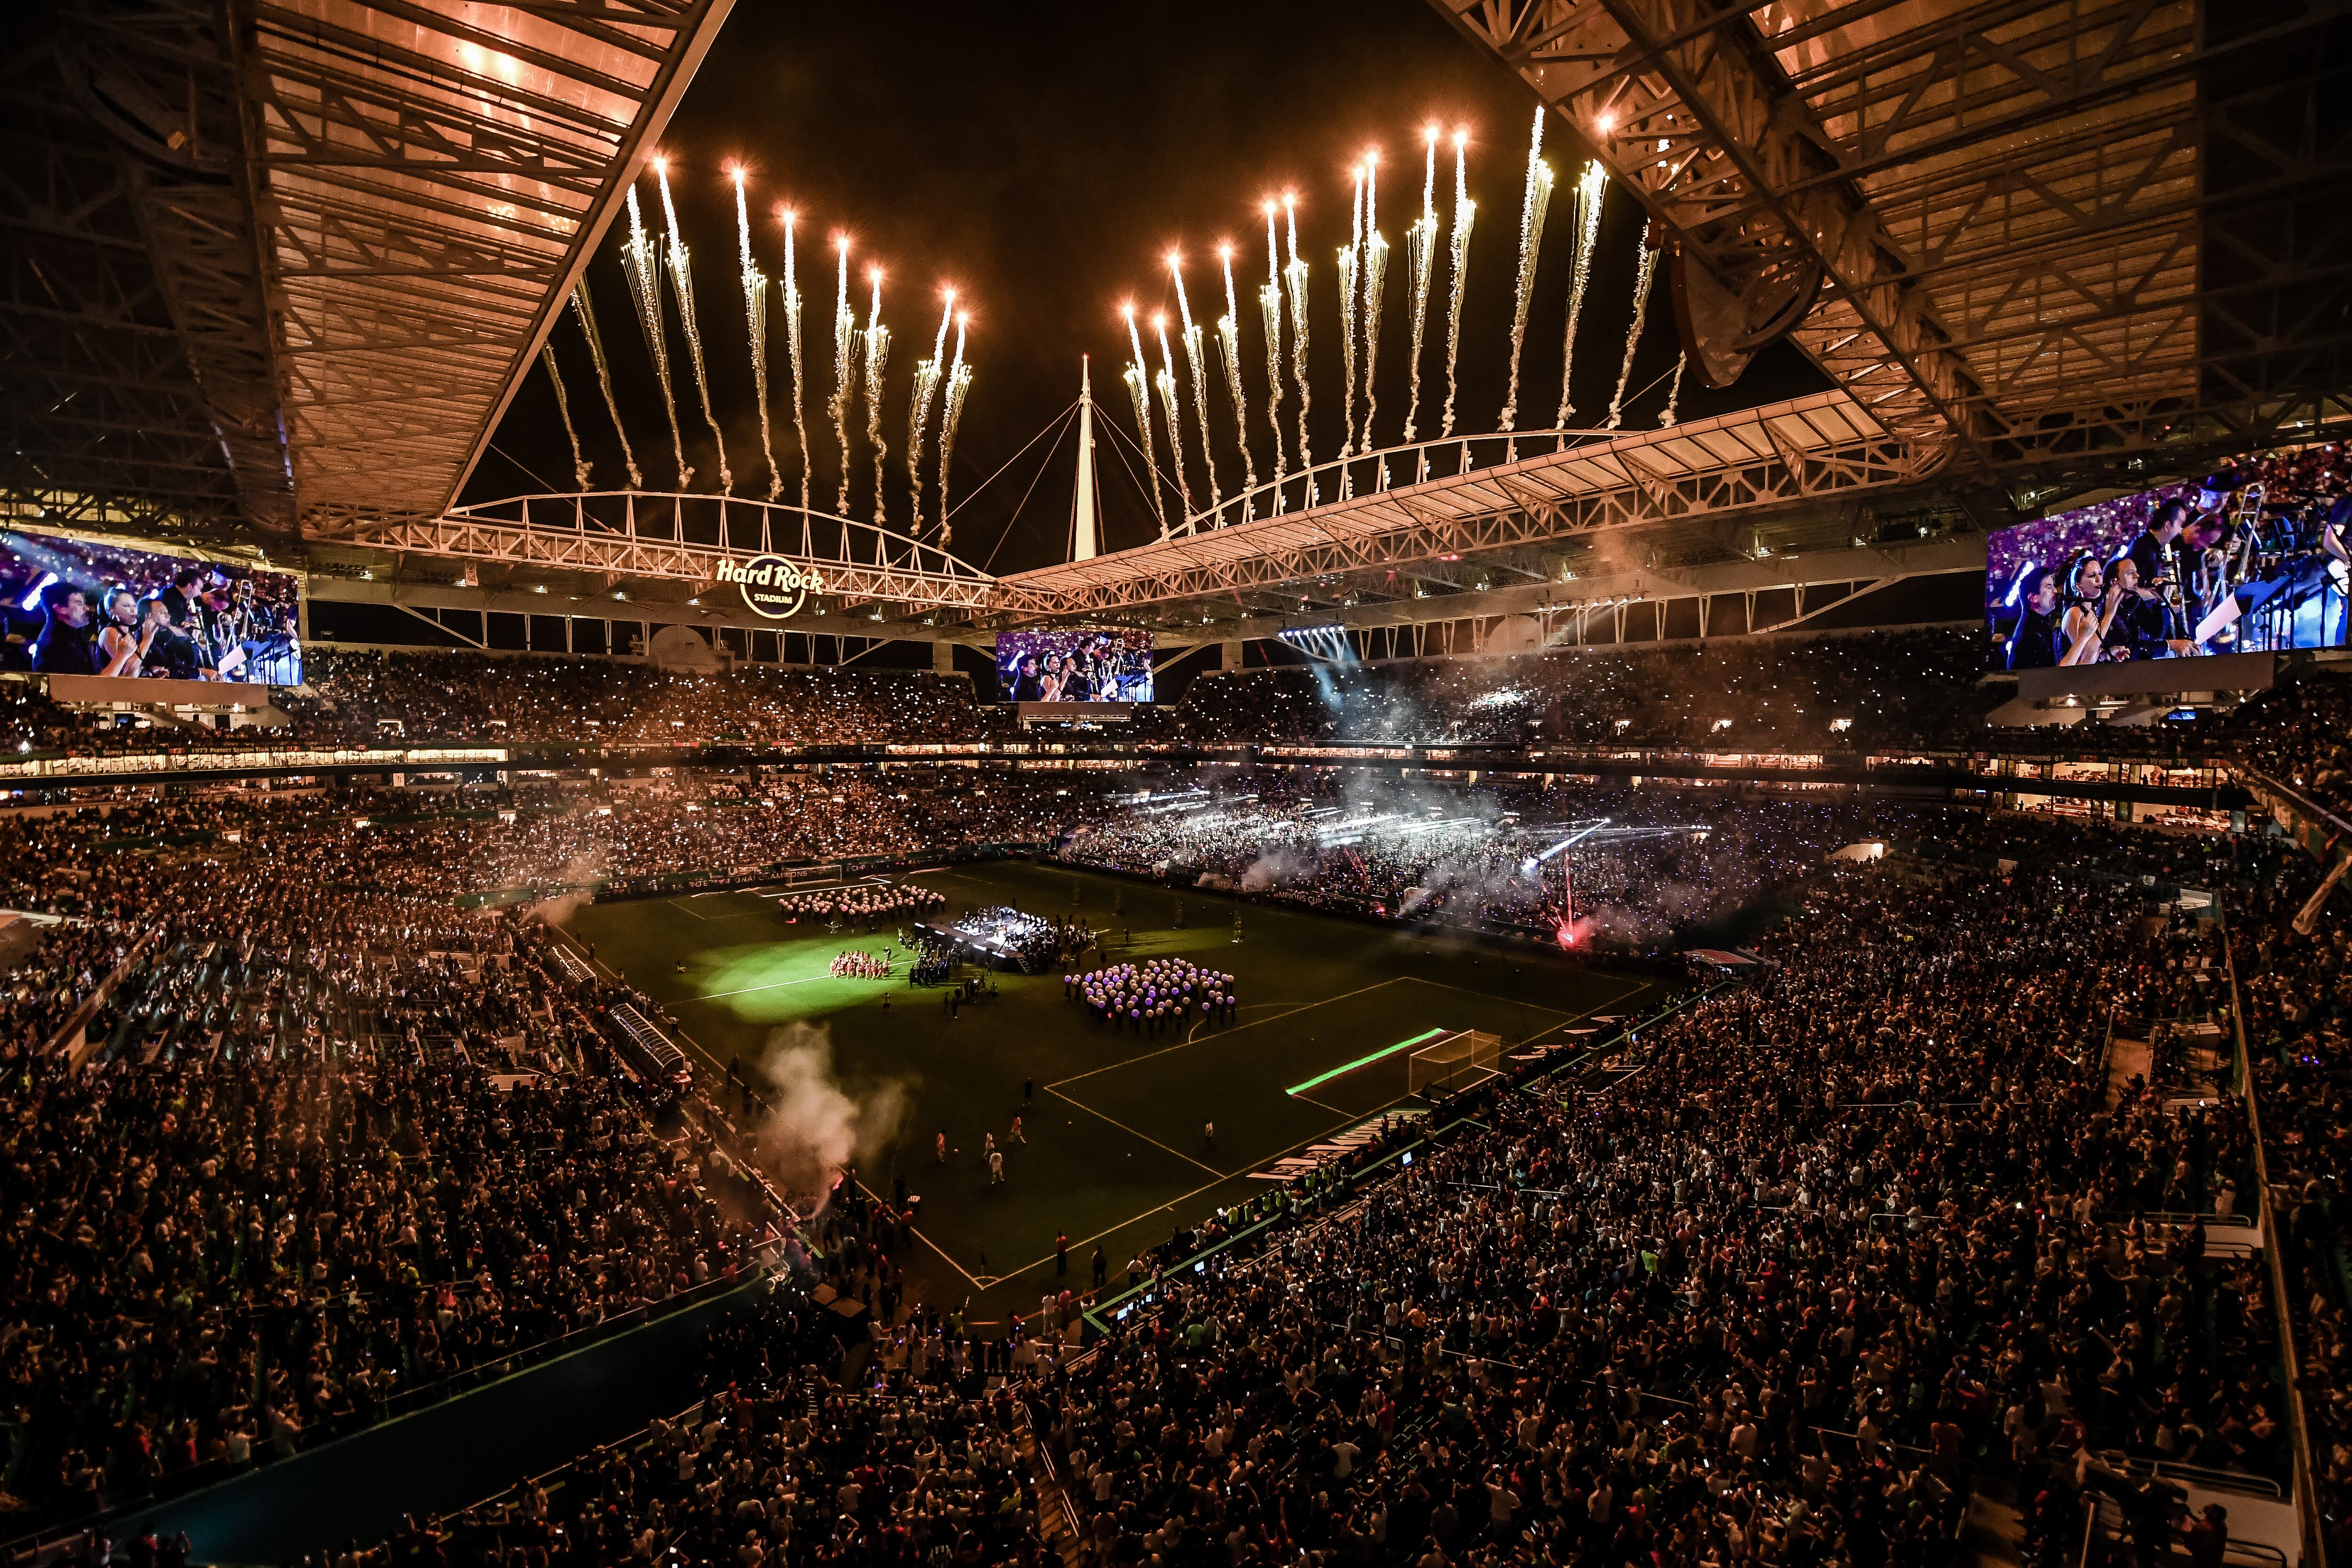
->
[1432, 0, 2352, 483]
[2, 0, 731, 543]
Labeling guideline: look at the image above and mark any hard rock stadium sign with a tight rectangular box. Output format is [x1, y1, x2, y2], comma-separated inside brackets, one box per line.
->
[716, 556, 823, 620]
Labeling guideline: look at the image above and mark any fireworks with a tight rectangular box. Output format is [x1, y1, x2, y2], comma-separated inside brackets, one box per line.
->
[730, 168, 780, 501]
[1554, 159, 1608, 443]
[1660, 351, 1687, 427]
[1360, 148, 1389, 462]
[1337, 162, 1362, 462]
[1168, 251, 1221, 513]
[938, 313, 973, 547]
[1402, 125, 1439, 444]
[568, 281, 640, 489]
[540, 342, 591, 489]
[1121, 304, 1168, 538]
[655, 159, 731, 493]
[1282, 194, 1315, 497]
[1215, 241, 1257, 510]
[1441, 127, 1476, 440]
[779, 207, 811, 518]
[861, 265, 891, 526]
[906, 289, 954, 536]
[828, 234, 855, 518]
[1259, 201, 1287, 506]
[1605, 226, 1659, 430]
[1499, 107, 1555, 435]
[1152, 311, 1195, 521]
[620, 183, 691, 488]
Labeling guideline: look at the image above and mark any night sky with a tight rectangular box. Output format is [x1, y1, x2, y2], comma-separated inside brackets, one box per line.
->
[466, 0, 1827, 577]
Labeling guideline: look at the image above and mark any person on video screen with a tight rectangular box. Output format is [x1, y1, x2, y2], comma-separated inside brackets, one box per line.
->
[30, 584, 102, 676]
[1009, 653, 1046, 702]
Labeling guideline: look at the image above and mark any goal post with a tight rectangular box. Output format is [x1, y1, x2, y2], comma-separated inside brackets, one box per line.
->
[1407, 1029, 1503, 1098]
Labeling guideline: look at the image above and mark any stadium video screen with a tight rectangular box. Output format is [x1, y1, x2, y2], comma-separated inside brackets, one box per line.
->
[1987, 448, 2351, 670]
[0, 530, 304, 685]
[995, 627, 1154, 703]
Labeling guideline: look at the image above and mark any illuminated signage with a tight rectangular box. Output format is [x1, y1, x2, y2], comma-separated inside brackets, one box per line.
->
[717, 555, 823, 620]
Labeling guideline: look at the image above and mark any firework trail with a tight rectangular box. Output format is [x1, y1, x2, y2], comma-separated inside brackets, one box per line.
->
[1168, 252, 1222, 513]
[1282, 195, 1315, 497]
[1360, 149, 1390, 462]
[730, 169, 781, 500]
[1499, 107, 1555, 434]
[1258, 202, 1287, 504]
[655, 159, 731, 493]
[1605, 228, 1659, 430]
[906, 289, 954, 536]
[861, 267, 891, 526]
[567, 282, 639, 488]
[1121, 305, 1168, 538]
[827, 235, 855, 518]
[1215, 242, 1257, 505]
[938, 314, 973, 548]
[1402, 127, 1438, 444]
[540, 342, 591, 489]
[1152, 313, 1196, 521]
[620, 184, 691, 488]
[1337, 163, 1362, 461]
[1440, 128, 1477, 439]
[1554, 159, 1609, 444]
[1660, 351, 1687, 427]
[779, 208, 810, 517]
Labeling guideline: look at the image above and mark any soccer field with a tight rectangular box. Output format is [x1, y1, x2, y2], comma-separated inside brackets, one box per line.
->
[560, 859, 1654, 1319]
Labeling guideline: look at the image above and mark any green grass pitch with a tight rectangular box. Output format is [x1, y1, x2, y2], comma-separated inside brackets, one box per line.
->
[559, 860, 1654, 1321]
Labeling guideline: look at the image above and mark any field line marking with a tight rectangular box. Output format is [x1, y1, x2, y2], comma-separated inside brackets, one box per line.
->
[1043, 978, 1408, 1092]
[850, 1175, 988, 1293]
[1043, 1085, 1223, 1178]
[694, 974, 830, 1002]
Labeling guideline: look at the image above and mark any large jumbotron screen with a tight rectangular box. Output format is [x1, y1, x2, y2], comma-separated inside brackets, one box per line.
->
[0, 530, 304, 685]
[995, 627, 1153, 703]
[1987, 448, 2350, 670]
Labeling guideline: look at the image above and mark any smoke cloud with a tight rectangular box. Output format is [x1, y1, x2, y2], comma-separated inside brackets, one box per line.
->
[751, 1020, 914, 1211]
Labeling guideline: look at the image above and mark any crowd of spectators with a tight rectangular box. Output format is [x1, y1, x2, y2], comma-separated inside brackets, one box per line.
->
[0, 790, 807, 1522]
[2231, 854, 2352, 1563]
[347, 836, 2299, 1568]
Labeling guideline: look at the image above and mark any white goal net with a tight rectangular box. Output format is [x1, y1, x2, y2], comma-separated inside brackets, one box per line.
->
[1407, 1030, 1503, 1097]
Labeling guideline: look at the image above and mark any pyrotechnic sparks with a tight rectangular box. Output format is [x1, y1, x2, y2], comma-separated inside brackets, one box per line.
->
[1660, 350, 1687, 427]
[540, 342, 591, 489]
[1152, 312, 1196, 521]
[906, 288, 953, 536]
[620, 183, 691, 488]
[1258, 202, 1287, 506]
[1605, 225, 1660, 430]
[730, 168, 780, 501]
[1440, 127, 1476, 439]
[1282, 194, 1315, 498]
[938, 313, 973, 547]
[828, 235, 855, 518]
[568, 281, 639, 489]
[1554, 159, 1608, 443]
[1359, 148, 1390, 462]
[1499, 107, 1555, 435]
[1168, 251, 1221, 514]
[861, 266, 891, 525]
[778, 207, 810, 517]
[655, 159, 731, 493]
[1215, 241, 1257, 510]
[1121, 304, 1168, 538]
[1402, 125, 1439, 444]
[1337, 162, 1362, 462]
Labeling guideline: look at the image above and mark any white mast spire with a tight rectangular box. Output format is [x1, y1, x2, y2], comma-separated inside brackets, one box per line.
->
[1073, 355, 1099, 561]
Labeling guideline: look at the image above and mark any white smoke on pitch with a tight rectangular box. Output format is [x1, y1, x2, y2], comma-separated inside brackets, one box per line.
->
[751, 1020, 914, 1212]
